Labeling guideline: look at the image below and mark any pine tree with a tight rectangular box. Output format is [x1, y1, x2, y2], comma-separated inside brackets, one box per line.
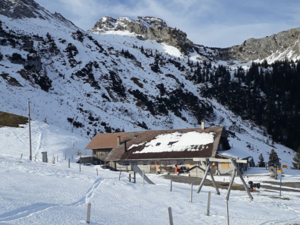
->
[249, 157, 255, 167]
[292, 147, 300, 169]
[268, 149, 280, 167]
[258, 153, 265, 167]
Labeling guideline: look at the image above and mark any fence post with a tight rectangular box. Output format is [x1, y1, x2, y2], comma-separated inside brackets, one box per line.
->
[168, 207, 174, 225]
[79, 163, 81, 172]
[207, 191, 211, 216]
[68, 159, 70, 168]
[190, 183, 193, 202]
[35, 154, 36, 161]
[72, 155, 73, 160]
[226, 200, 229, 225]
[170, 180, 172, 192]
[20, 154, 23, 159]
[57, 156, 58, 162]
[65, 154, 66, 160]
[87, 203, 91, 223]
[96, 168, 98, 176]
[118, 171, 121, 180]
[53, 155, 55, 164]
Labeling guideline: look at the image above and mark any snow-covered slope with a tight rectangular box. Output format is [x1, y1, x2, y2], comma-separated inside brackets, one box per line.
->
[0, 0, 297, 165]
[0, 125, 300, 224]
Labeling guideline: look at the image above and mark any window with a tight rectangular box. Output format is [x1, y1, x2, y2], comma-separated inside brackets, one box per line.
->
[151, 161, 155, 165]
[189, 160, 195, 165]
[156, 142, 161, 146]
[134, 134, 138, 138]
[221, 162, 229, 168]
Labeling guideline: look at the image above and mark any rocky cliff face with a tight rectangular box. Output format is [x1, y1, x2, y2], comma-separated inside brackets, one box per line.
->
[0, 0, 76, 27]
[228, 27, 300, 62]
[91, 16, 300, 63]
[90, 16, 194, 54]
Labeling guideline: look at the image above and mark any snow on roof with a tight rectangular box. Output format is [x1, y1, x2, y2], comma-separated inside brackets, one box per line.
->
[132, 131, 214, 154]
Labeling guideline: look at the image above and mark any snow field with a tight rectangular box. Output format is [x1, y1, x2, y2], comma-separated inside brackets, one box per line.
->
[0, 123, 300, 224]
[1, 155, 300, 224]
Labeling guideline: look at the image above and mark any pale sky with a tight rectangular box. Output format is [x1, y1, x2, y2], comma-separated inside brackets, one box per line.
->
[35, 0, 300, 48]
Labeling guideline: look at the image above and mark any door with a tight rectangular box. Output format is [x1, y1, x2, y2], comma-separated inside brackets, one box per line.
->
[150, 161, 156, 173]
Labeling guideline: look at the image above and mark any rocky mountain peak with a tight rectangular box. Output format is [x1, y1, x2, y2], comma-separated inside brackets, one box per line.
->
[90, 16, 193, 54]
[0, 0, 43, 19]
[228, 27, 300, 63]
[136, 16, 167, 28]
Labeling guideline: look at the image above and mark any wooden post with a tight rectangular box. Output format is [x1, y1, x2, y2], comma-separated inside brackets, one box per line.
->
[53, 155, 55, 164]
[279, 171, 282, 197]
[79, 163, 81, 172]
[226, 200, 229, 225]
[87, 203, 91, 223]
[197, 160, 210, 193]
[20, 154, 23, 159]
[57, 156, 58, 162]
[170, 180, 172, 192]
[143, 171, 145, 186]
[210, 170, 220, 195]
[207, 191, 211, 216]
[133, 172, 136, 183]
[226, 169, 236, 201]
[72, 155, 73, 160]
[65, 154, 66, 160]
[168, 207, 174, 225]
[68, 159, 70, 168]
[118, 171, 121, 180]
[28, 101, 32, 161]
[96, 168, 98, 176]
[190, 183, 193, 202]
[129, 173, 131, 182]
[230, 159, 253, 201]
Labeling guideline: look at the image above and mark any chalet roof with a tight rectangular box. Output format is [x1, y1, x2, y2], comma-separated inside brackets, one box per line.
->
[85, 132, 127, 150]
[86, 127, 227, 161]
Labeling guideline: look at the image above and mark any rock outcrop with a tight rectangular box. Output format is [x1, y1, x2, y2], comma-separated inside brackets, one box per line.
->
[90, 16, 194, 54]
[228, 27, 300, 62]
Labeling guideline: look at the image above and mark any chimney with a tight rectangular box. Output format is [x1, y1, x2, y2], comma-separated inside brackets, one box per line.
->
[201, 120, 205, 130]
[124, 141, 127, 152]
[117, 136, 120, 146]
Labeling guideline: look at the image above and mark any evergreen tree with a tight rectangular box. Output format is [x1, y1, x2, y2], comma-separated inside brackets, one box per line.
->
[258, 153, 265, 167]
[292, 147, 300, 169]
[249, 157, 255, 167]
[268, 149, 280, 167]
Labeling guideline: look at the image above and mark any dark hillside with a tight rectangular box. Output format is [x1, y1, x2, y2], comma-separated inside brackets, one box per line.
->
[0, 111, 28, 127]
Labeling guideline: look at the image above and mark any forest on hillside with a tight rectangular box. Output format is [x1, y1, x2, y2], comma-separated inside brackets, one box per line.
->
[195, 59, 300, 151]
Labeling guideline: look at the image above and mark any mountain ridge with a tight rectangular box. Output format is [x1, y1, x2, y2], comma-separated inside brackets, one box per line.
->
[0, 0, 298, 163]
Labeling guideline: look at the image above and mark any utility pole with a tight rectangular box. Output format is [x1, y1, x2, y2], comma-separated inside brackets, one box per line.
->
[28, 101, 32, 161]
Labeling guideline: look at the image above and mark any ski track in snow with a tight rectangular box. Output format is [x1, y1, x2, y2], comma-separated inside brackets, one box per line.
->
[0, 203, 57, 223]
[72, 177, 105, 207]
[0, 175, 106, 223]
[34, 131, 42, 161]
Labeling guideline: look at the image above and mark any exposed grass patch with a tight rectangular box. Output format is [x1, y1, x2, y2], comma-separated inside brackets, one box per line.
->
[0, 111, 28, 127]
[204, 181, 245, 191]
[269, 196, 291, 200]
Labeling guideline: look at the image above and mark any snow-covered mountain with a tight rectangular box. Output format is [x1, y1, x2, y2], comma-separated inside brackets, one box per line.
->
[0, 0, 297, 164]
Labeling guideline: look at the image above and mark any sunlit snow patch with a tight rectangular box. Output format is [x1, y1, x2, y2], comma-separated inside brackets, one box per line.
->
[132, 131, 214, 154]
